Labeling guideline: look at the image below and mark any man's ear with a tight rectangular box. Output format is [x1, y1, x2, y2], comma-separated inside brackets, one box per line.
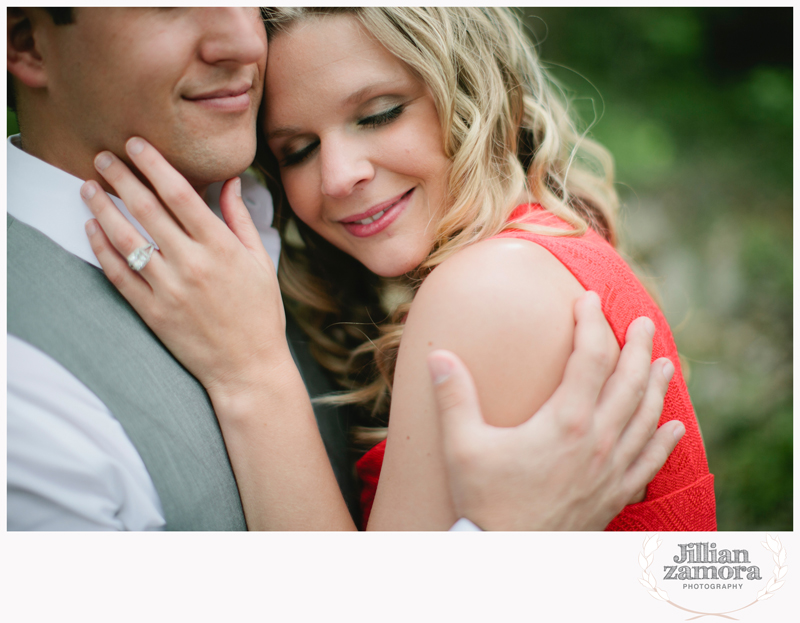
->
[7, 8, 48, 90]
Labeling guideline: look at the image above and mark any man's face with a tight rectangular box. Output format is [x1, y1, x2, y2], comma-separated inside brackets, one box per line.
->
[41, 8, 266, 191]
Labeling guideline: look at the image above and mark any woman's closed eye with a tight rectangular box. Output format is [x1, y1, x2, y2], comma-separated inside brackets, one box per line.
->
[279, 104, 406, 168]
[358, 104, 405, 128]
[281, 140, 320, 167]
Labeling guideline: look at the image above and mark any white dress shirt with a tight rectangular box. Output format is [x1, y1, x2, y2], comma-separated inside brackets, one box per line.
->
[7, 135, 280, 530]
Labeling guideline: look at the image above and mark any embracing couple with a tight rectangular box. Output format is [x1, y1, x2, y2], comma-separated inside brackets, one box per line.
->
[7, 8, 716, 531]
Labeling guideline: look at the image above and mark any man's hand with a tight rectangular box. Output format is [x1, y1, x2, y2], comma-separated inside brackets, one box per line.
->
[428, 290, 683, 531]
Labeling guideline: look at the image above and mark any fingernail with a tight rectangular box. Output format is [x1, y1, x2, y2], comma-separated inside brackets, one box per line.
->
[427, 354, 453, 385]
[642, 317, 655, 337]
[94, 152, 113, 172]
[673, 422, 685, 442]
[80, 182, 96, 200]
[127, 137, 145, 156]
[235, 177, 242, 197]
[85, 219, 98, 236]
[585, 291, 601, 308]
[662, 359, 675, 382]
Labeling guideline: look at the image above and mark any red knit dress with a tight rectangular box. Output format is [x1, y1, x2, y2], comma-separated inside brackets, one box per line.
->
[356, 204, 716, 531]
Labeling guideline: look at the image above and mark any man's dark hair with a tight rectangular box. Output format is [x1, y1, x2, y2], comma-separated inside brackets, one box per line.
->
[7, 8, 74, 112]
[43, 7, 74, 25]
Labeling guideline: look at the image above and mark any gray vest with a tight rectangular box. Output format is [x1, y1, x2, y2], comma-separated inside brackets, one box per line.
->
[7, 215, 358, 529]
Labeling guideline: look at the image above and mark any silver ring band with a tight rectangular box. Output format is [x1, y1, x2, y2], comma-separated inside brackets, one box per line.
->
[127, 243, 155, 272]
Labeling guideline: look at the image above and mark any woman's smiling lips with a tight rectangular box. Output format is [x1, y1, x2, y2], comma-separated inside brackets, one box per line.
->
[340, 189, 415, 237]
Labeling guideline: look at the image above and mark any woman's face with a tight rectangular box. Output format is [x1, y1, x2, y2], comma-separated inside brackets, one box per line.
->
[263, 15, 450, 277]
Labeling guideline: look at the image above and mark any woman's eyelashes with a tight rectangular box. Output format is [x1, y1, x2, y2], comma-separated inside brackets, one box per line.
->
[279, 104, 406, 167]
[281, 140, 320, 167]
[358, 104, 405, 128]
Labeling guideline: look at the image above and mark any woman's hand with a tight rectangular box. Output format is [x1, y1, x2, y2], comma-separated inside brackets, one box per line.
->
[79, 138, 356, 530]
[81, 137, 290, 400]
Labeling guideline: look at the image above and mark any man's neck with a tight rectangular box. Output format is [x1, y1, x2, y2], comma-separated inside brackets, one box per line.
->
[17, 129, 210, 201]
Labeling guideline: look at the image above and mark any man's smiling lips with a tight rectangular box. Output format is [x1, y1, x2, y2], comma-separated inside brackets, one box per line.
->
[340, 188, 415, 237]
[184, 82, 253, 112]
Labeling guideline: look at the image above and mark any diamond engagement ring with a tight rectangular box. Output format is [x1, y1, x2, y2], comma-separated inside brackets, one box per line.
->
[127, 243, 155, 272]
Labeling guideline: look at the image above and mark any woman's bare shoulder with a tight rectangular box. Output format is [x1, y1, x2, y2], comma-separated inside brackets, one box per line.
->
[370, 237, 612, 528]
[414, 236, 581, 311]
[402, 236, 591, 427]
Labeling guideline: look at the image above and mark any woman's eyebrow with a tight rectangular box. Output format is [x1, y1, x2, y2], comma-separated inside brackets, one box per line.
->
[344, 80, 399, 106]
[267, 125, 301, 141]
[267, 80, 404, 140]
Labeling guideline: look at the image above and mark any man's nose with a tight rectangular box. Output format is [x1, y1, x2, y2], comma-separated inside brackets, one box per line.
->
[198, 8, 267, 67]
[320, 137, 375, 199]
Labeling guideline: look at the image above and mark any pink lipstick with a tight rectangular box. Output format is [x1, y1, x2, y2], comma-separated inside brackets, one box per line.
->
[340, 189, 415, 238]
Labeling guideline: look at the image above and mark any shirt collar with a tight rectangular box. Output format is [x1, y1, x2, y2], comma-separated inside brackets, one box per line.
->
[6, 135, 280, 270]
[7, 135, 154, 269]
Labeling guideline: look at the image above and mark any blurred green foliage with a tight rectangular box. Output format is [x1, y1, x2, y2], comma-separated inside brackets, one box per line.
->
[520, 7, 792, 530]
[8, 107, 20, 136]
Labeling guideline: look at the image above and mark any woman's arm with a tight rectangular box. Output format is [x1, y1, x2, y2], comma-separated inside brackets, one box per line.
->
[82, 138, 356, 530]
[367, 237, 618, 530]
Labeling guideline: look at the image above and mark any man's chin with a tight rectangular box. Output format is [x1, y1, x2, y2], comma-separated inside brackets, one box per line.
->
[169, 143, 257, 195]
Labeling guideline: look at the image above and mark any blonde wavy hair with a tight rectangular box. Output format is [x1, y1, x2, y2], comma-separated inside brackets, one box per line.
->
[256, 7, 619, 445]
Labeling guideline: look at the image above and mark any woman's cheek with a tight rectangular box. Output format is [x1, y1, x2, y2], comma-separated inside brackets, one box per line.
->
[283, 174, 315, 225]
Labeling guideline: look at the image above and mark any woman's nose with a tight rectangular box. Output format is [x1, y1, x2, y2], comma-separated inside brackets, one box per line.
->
[320, 138, 375, 199]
